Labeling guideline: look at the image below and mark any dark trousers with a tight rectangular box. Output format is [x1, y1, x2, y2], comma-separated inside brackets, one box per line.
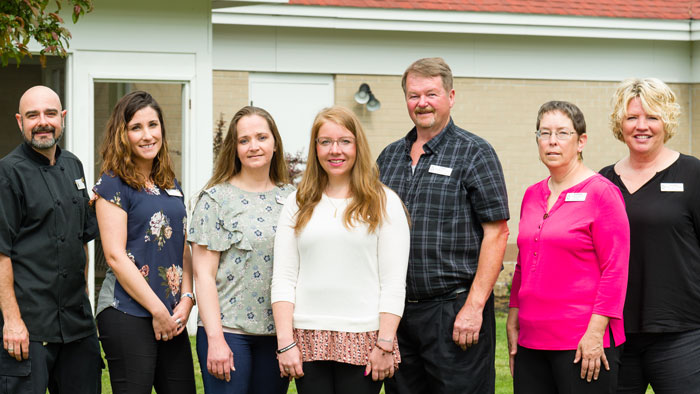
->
[513, 343, 621, 394]
[294, 360, 383, 394]
[97, 307, 196, 394]
[617, 328, 700, 394]
[196, 326, 289, 394]
[0, 333, 101, 394]
[384, 292, 496, 394]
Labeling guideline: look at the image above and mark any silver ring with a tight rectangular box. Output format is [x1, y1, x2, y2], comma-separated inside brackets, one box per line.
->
[284, 368, 289, 373]
[176, 318, 182, 325]
[7, 348, 13, 352]
[163, 335, 168, 340]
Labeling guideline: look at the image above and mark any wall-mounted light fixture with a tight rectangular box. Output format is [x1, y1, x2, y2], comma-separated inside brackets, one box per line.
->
[354, 83, 381, 112]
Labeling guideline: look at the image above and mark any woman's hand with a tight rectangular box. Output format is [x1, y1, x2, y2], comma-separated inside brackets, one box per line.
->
[574, 330, 608, 382]
[171, 296, 193, 336]
[277, 345, 303, 380]
[207, 336, 235, 381]
[574, 314, 611, 382]
[365, 345, 395, 381]
[506, 308, 519, 377]
[151, 307, 178, 341]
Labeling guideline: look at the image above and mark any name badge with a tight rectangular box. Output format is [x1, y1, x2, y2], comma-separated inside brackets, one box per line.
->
[165, 188, 183, 197]
[565, 192, 587, 202]
[276, 194, 286, 205]
[74, 177, 86, 190]
[429, 164, 452, 177]
[660, 183, 684, 192]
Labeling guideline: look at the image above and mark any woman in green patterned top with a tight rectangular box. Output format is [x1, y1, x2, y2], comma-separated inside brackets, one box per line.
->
[189, 106, 293, 394]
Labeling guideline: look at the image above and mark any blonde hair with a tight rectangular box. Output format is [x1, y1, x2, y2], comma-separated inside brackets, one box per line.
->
[206, 106, 289, 189]
[610, 78, 680, 143]
[100, 91, 175, 190]
[294, 106, 386, 234]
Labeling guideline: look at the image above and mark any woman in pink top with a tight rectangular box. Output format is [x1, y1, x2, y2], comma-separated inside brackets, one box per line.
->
[506, 101, 630, 394]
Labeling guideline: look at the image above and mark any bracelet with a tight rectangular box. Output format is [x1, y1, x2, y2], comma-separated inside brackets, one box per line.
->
[276, 341, 297, 354]
[181, 292, 196, 305]
[375, 343, 393, 353]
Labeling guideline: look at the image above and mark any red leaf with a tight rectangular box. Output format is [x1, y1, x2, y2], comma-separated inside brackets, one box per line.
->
[49, 12, 64, 23]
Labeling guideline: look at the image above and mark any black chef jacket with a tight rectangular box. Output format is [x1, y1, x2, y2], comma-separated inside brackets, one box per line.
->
[0, 142, 98, 343]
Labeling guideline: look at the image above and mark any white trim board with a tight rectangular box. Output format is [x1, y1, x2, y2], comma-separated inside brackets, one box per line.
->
[213, 5, 694, 41]
[214, 25, 693, 82]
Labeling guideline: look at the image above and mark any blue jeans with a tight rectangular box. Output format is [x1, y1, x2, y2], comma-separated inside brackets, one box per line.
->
[196, 327, 289, 394]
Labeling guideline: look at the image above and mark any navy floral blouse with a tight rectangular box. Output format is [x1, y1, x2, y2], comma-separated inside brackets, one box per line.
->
[94, 173, 187, 318]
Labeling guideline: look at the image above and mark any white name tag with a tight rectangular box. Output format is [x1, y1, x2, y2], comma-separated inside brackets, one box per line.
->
[429, 164, 452, 177]
[276, 194, 285, 205]
[74, 178, 86, 190]
[565, 192, 587, 202]
[660, 183, 684, 192]
[165, 188, 183, 197]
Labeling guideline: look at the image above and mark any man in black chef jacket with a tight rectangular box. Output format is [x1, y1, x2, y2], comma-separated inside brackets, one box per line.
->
[0, 86, 101, 393]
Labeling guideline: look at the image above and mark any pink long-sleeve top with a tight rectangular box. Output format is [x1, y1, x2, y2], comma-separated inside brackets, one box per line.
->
[509, 174, 629, 350]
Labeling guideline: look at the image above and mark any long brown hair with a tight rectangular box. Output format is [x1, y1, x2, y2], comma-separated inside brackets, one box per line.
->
[99, 91, 175, 189]
[294, 106, 386, 234]
[206, 106, 289, 189]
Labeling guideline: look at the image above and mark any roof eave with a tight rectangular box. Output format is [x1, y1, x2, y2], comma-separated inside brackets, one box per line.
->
[213, 5, 694, 41]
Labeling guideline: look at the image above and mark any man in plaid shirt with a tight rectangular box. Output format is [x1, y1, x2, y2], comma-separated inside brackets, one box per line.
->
[378, 58, 510, 394]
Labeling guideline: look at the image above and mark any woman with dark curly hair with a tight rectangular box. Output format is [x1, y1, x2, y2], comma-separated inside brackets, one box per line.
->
[94, 90, 195, 394]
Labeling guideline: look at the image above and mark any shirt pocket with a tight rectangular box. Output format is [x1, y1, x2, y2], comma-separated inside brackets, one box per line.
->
[422, 172, 463, 215]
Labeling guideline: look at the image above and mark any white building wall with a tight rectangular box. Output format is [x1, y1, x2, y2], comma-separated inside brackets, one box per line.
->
[214, 24, 692, 83]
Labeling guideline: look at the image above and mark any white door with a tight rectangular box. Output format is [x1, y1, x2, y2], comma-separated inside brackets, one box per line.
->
[249, 73, 334, 158]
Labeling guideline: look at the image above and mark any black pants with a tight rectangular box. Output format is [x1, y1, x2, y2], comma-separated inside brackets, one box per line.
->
[513, 342, 621, 394]
[294, 360, 382, 394]
[617, 329, 700, 394]
[0, 333, 101, 394]
[385, 292, 496, 394]
[97, 307, 196, 394]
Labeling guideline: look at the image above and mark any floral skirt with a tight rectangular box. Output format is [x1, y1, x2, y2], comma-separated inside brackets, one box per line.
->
[293, 329, 401, 367]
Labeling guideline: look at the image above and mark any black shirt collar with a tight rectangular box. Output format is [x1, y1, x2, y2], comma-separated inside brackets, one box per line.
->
[21, 141, 62, 166]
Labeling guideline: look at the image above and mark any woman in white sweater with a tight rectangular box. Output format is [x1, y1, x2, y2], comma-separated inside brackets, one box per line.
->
[272, 106, 410, 394]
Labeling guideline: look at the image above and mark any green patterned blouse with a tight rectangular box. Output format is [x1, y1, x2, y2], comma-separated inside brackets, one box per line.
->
[188, 182, 294, 335]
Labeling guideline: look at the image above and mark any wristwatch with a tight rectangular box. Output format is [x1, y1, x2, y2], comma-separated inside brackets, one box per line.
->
[182, 292, 196, 305]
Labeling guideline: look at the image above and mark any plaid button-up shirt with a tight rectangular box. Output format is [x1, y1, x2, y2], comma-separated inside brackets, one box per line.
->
[377, 119, 509, 300]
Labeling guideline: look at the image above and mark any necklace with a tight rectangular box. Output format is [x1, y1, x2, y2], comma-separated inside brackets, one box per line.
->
[326, 195, 347, 218]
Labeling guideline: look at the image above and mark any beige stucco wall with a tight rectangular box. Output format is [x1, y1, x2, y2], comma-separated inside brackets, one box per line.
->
[213, 70, 250, 137]
[213, 71, 696, 296]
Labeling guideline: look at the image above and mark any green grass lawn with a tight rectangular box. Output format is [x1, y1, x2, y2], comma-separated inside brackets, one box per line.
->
[100, 313, 653, 393]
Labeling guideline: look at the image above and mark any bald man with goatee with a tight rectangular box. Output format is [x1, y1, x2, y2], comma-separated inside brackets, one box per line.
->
[0, 86, 101, 393]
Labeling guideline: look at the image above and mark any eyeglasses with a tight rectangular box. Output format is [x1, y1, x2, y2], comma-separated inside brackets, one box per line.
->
[535, 129, 575, 141]
[316, 137, 355, 148]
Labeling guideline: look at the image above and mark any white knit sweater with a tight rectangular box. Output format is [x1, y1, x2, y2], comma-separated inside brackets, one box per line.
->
[271, 187, 410, 333]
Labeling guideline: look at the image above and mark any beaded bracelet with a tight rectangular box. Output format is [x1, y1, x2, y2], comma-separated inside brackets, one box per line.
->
[276, 341, 297, 354]
[375, 343, 393, 354]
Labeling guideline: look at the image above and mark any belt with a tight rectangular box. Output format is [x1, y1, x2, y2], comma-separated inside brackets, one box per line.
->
[406, 286, 469, 303]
